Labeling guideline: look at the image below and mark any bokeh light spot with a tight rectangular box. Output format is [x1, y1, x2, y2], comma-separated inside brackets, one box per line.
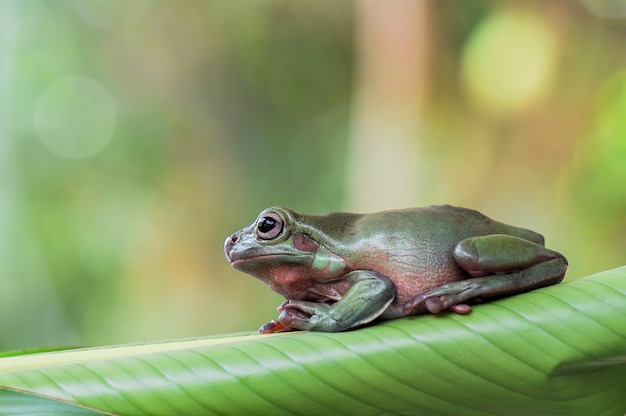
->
[595, 70, 626, 176]
[460, 8, 558, 117]
[34, 76, 117, 159]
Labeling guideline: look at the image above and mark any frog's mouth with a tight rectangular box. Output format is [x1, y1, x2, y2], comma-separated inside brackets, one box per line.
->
[229, 253, 311, 268]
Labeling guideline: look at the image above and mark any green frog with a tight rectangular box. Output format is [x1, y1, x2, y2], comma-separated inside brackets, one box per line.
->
[224, 205, 567, 333]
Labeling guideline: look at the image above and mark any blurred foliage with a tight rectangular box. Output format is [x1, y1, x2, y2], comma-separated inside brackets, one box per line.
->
[0, 0, 624, 350]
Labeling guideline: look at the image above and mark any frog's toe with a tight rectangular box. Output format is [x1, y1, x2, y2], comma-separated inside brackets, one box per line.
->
[424, 296, 446, 313]
[279, 299, 329, 316]
[449, 303, 472, 314]
[277, 307, 315, 329]
[276, 300, 290, 311]
[259, 320, 294, 334]
[424, 296, 471, 314]
[414, 295, 472, 314]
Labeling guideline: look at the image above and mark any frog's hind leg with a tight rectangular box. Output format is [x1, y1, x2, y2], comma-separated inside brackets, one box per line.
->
[406, 235, 568, 314]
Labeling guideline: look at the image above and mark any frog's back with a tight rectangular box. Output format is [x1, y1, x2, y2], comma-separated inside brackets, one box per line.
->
[404, 205, 544, 245]
[346, 205, 543, 246]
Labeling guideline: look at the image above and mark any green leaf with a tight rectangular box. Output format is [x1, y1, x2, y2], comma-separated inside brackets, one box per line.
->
[0, 266, 625, 415]
[0, 386, 113, 415]
[0, 346, 82, 359]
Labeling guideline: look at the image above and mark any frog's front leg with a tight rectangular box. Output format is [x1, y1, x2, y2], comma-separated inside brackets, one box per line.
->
[261, 271, 395, 333]
[407, 235, 568, 314]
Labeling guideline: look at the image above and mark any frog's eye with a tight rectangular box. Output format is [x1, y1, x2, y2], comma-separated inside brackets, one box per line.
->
[256, 212, 284, 240]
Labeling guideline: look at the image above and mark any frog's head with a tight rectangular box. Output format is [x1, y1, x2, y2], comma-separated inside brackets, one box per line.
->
[224, 207, 349, 290]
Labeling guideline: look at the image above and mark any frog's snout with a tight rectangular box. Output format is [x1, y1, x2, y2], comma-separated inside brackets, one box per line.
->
[224, 233, 239, 262]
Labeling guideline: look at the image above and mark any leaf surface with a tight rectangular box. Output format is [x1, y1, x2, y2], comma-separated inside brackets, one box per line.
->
[0, 386, 113, 415]
[0, 267, 625, 415]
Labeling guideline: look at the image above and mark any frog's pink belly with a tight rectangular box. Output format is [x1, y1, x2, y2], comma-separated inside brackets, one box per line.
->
[381, 265, 468, 319]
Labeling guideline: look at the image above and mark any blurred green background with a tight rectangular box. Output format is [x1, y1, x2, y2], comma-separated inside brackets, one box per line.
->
[0, 0, 624, 350]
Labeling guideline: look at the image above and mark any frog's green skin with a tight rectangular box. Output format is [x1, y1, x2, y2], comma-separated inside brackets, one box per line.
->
[224, 205, 568, 334]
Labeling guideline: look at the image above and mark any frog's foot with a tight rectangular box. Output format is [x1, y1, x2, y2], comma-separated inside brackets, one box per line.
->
[275, 300, 335, 331]
[407, 281, 479, 314]
[263, 271, 396, 332]
[257, 300, 323, 334]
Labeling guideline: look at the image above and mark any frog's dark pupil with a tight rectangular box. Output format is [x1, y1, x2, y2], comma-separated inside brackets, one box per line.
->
[258, 217, 277, 233]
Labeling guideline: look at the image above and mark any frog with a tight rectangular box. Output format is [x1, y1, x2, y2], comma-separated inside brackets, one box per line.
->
[224, 205, 568, 334]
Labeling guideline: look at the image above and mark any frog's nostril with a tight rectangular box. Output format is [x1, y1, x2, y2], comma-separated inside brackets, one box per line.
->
[231, 234, 238, 243]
